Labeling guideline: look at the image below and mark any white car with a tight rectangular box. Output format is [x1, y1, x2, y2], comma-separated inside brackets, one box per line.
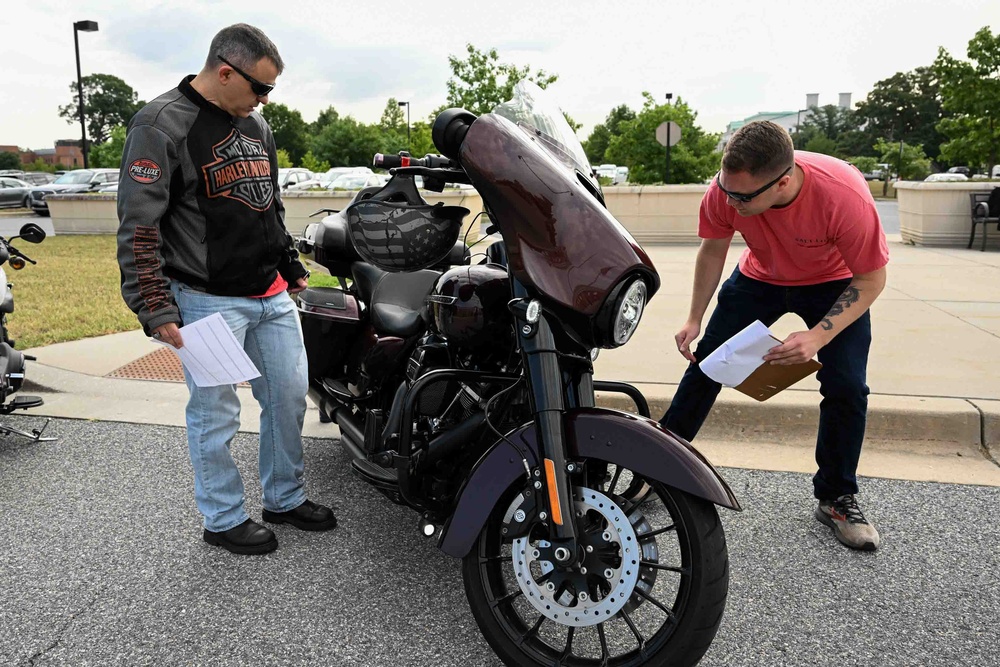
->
[277, 168, 315, 190]
[327, 173, 384, 191]
[924, 173, 969, 182]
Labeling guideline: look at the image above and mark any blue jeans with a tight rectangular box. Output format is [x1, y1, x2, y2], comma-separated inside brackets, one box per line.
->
[171, 282, 309, 532]
[661, 268, 872, 500]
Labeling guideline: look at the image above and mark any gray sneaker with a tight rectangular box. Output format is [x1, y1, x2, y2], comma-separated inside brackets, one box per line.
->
[815, 494, 880, 551]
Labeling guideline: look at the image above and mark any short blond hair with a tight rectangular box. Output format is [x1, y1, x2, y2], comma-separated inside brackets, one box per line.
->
[722, 121, 794, 179]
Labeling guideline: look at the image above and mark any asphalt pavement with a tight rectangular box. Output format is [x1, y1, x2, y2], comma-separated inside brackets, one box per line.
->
[1, 414, 997, 667]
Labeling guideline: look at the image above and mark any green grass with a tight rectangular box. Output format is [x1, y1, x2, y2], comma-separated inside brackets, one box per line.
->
[7, 235, 347, 349]
[868, 180, 896, 200]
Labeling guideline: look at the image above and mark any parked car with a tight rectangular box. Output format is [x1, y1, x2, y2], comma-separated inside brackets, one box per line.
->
[924, 172, 968, 182]
[277, 168, 314, 190]
[946, 166, 971, 177]
[614, 165, 629, 184]
[0, 177, 33, 209]
[27, 168, 119, 216]
[18, 172, 57, 186]
[326, 173, 384, 191]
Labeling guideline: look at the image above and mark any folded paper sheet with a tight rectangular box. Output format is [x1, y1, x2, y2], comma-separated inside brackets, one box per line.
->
[152, 312, 261, 387]
[699, 320, 821, 402]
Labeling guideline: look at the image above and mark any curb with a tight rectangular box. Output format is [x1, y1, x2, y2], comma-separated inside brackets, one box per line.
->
[596, 383, 990, 457]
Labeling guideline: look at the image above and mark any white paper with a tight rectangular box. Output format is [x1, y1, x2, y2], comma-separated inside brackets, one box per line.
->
[699, 320, 777, 387]
[152, 312, 261, 387]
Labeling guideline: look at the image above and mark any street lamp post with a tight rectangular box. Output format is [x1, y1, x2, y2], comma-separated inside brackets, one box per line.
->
[398, 100, 410, 152]
[73, 20, 99, 169]
[664, 93, 673, 184]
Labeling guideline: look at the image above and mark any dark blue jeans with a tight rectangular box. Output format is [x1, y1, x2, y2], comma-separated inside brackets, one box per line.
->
[661, 268, 872, 500]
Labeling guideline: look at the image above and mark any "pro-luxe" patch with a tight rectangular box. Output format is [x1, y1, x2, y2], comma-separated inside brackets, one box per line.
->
[129, 159, 162, 184]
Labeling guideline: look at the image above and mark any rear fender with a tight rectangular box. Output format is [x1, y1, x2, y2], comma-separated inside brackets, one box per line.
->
[438, 407, 740, 558]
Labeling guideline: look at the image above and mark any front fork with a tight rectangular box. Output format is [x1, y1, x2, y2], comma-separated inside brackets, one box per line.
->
[511, 298, 586, 567]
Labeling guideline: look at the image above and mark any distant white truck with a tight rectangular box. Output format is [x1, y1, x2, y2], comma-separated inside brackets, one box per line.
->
[595, 164, 629, 185]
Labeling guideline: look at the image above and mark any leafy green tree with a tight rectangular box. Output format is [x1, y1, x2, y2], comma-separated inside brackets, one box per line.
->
[847, 156, 879, 175]
[855, 67, 947, 162]
[407, 121, 436, 158]
[380, 98, 406, 132]
[803, 134, 838, 156]
[934, 26, 1000, 171]
[310, 106, 340, 135]
[22, 158, 57, 174]
[261, 103, 309, 164]
[58, 73, 144, 144]
[0, 152, 20, 170]
[300, 150, 330, 174]
[444, 44, 557, 116]
[584, 105, 636, 164]
[604, 93, 720, 184]
[309, 115, 384, 167]
[874, 138, 931, 180]
[88, 126, 127, 168]
[276, 148, 293, 168]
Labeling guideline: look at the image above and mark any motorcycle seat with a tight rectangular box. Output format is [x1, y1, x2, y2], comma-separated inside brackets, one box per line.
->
[351, 263, 440, 338]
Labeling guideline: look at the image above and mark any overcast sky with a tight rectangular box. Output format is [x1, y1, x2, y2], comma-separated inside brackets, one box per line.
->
[3, 0, 999, 151]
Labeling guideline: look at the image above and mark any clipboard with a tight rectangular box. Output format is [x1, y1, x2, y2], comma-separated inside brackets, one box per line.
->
[733, 334, 822, 401]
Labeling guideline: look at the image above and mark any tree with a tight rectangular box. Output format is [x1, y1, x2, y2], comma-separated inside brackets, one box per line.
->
[310, 106, 341, 135]
[407, 121, 436, 158]
[855, 67, 947, 162]
[444, 44, 558, 116]
[874, 139, 931, 180]
[58, 73, 144, 144]
[309, 115, 384, 168]
[261, 103, 309, 164]
[89, 126, 127, 168]
[605, 93, 720, 184]
[0, 152, 20, 170]
[584, 105, 636, 164]
[934, 26, 1000, 171]
[803, 135, 838, 156]
[300, 150, 330, 174]
[380, 98, 406, 132]
[794, 104, 866, 156]
[275, 148, 293, 168]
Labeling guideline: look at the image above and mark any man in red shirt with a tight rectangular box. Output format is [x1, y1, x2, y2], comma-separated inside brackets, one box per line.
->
[661, 121, 889, 551]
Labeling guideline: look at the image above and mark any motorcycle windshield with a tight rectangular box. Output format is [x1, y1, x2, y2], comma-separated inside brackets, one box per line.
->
[459, 88, 658, 317]
[492, 81, 594, 183]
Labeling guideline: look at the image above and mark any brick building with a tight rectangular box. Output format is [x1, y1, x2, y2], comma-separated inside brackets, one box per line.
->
[0, 140, 84, 168]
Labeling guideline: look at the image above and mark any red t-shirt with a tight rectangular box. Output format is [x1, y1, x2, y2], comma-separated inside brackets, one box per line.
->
[699, 151, 889, 286]
[253, 274, 289, 298]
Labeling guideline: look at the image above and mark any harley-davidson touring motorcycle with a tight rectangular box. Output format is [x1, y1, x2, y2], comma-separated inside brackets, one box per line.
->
[0, 221, 55, 443]
[296, 82, 739, 666]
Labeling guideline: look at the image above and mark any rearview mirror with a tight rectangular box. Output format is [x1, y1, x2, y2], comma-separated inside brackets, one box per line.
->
[17, 223, 46, 244]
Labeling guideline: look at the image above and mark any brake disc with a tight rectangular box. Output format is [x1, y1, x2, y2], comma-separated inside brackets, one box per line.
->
[510, 486, 644, 627]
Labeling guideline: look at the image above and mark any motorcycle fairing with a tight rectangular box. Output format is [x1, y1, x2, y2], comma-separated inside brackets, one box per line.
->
[437, 407, 741, 559]
[459, 114, 659, 317]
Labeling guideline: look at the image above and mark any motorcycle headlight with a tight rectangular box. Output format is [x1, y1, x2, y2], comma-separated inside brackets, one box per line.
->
[612, 280, 646, 345]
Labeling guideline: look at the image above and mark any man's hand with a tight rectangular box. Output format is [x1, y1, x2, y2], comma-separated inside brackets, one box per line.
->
[675, 320, 701, 364]
[764, 330, 826, 365]
[287, 276, 308, 294]
[152, 322, 183, 349]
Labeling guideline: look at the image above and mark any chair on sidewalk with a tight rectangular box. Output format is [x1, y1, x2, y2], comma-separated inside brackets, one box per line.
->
[969, 189, 1000, 251]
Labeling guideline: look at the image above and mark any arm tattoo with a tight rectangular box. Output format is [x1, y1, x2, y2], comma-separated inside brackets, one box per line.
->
[819, 286, 861, 331]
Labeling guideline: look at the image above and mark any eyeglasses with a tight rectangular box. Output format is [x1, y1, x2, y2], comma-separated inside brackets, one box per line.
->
[716, 165, 792, 203]
[217, 54, 275, 97]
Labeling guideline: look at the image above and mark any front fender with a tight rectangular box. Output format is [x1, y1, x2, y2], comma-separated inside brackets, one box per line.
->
[438, 407, 740, 558]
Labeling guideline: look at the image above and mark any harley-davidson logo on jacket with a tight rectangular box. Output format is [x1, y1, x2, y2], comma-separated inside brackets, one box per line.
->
[202, 130, 274, 210]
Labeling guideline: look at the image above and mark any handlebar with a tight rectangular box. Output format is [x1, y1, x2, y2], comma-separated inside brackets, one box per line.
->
[373, 152, 458, 170]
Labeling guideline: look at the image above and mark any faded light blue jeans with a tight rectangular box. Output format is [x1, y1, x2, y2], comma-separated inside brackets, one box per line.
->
[171, 281, 309, 532]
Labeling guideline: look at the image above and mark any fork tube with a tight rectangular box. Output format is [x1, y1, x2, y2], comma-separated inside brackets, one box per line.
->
[513, 300, 577, 546]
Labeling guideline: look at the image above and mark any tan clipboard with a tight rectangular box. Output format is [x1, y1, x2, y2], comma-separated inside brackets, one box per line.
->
[733, 334, 822, 402]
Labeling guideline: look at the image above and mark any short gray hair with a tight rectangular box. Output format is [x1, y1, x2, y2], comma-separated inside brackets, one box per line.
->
[205, 23, 284, 74]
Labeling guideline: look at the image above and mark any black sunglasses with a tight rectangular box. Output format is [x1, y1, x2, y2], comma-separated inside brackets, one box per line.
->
[217, 54, 275, 97]
[716, 165, 792, 203]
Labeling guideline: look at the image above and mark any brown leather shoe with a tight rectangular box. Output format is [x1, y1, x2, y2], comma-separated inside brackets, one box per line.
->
[262, 499, 338, 531]
[203, 518, 278, 555]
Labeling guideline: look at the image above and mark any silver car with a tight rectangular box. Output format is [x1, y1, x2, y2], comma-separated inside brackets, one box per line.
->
[0, 177, 32, 209]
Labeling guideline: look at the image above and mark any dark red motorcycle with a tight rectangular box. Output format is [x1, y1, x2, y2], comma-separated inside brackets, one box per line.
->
[296, 82, 739, 667]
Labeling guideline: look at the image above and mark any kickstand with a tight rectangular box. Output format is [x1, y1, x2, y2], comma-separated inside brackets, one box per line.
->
[0, 418, 57, 443]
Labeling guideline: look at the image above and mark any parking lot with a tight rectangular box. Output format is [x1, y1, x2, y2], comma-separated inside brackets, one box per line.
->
[2, 414, 998, 666]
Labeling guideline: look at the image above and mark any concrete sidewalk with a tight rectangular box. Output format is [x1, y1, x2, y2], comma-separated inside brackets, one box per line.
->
[19, 235, 1000, 486]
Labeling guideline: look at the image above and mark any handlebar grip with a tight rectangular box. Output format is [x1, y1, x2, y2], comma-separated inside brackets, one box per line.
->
[373, 153, 420, 170]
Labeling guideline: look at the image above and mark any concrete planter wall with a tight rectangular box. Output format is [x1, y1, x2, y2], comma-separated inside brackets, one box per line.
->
[895, 180, 998, 248]
[47, 184, 710, 244]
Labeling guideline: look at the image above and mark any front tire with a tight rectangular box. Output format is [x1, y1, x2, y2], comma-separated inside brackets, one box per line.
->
[462, 467, 730, 667]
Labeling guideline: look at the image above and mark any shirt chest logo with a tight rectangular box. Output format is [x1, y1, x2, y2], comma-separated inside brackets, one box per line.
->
[202, 130, 274, 211]
[795, 236, 833, 248]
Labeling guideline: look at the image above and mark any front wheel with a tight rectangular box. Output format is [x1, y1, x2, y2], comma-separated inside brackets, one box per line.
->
[462, 464, 729, 667]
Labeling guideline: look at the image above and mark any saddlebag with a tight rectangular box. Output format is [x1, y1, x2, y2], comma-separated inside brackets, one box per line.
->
[296, 287, 360, 380]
